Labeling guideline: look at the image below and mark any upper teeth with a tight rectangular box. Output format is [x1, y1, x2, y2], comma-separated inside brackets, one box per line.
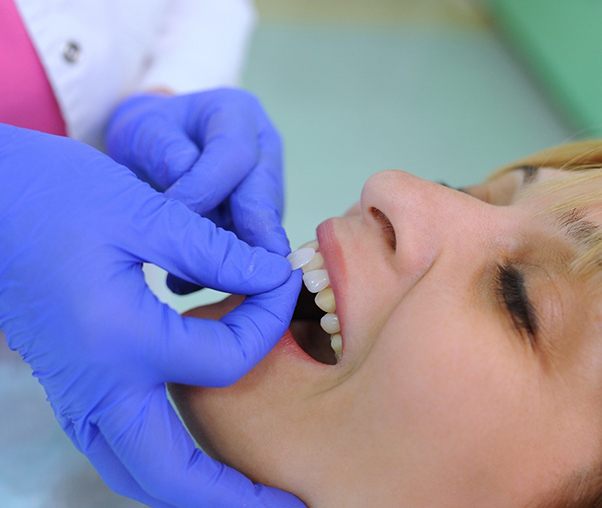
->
[302, 252, 324, 272]
[302, 269, 330, 293]
[320, 313, 340, 334]
[315, 287, 335, 313]
[287, 240, 343, 362]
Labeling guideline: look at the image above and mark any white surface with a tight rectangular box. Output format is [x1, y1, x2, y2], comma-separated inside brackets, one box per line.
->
[16, 0, 255, 147]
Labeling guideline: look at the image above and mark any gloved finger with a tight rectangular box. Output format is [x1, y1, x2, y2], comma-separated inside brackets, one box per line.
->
[99, 388, 306, 508]
[150, 269, 301, 387]
[164, 106, 259, 214]
[229, 126, 290, 256]
[165, 202, 235, 296]
[142, 125, 201, 191]
[106, 101, 200, 191]
[203, 200, 235, 233]
[83, 429, 176, 508]
[119, 193, 291, 295]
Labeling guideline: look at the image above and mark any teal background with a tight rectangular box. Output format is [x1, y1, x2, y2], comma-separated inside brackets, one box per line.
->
[488, 0, 602, 137]
[0, 2, 581, 505]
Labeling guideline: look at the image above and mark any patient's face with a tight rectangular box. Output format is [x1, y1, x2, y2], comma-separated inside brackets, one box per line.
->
[171, 167, 602, 507]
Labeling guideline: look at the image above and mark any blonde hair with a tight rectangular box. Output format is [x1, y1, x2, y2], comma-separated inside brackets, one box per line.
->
[488, 140, 602, 179]
[488, 141, 602, 281]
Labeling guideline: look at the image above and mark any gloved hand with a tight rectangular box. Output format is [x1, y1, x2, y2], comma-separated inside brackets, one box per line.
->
[106, 88, 287, 295]
[0, 125, 304, 508]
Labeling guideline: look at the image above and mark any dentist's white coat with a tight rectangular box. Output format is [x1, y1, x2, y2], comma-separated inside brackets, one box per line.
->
[14, 0, 256, 147]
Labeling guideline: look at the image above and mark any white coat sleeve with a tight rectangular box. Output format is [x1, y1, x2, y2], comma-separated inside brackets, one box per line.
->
[138, 0, 257, 94]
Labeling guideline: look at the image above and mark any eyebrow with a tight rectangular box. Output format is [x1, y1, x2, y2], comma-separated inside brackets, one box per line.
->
[515, 166, 602, 263]
[556, 208, 602, 252]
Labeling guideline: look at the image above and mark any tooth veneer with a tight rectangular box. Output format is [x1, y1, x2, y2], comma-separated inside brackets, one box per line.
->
[287, 247, 316, 270]
[299, 239, 319, 251]
[302, 252, 324, 272]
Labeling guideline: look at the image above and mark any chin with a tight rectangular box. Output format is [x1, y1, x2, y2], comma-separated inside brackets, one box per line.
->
[168, 295, 325, 502]
[169, 351, 288, 486]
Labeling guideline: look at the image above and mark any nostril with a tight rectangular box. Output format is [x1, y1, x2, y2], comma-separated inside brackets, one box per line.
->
[370, 207, 396, 251]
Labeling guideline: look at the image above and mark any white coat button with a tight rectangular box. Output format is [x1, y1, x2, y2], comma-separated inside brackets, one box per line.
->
[62, 41, 81, 63]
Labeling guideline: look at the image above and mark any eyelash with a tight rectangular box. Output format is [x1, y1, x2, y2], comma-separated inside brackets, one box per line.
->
[442, 180, 540, 347]
[495, 264, 538, 348]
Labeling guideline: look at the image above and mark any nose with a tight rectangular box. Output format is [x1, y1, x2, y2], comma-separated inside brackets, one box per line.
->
[360, 170, 499, 275]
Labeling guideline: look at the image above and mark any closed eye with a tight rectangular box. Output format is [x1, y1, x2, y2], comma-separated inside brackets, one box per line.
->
[495, 264, 539, 348]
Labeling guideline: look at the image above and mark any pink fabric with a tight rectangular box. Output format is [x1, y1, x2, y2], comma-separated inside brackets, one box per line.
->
[0, 0, 66, 135]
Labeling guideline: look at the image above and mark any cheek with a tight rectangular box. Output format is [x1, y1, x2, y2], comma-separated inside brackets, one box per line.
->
[343, 281, 600, 505]
[359, 301, 543, 480]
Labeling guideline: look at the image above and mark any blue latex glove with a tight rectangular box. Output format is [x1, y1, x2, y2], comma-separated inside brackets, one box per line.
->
[106, 88, 288, 295]
[0, 125, 304, 508]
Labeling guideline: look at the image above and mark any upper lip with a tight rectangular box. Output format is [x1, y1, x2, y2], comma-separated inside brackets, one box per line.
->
[317, 219, 348, 357]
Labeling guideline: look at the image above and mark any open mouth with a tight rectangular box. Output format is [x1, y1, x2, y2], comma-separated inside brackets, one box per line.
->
[291, 285, 337, 364]
[288, 241, 342, 365]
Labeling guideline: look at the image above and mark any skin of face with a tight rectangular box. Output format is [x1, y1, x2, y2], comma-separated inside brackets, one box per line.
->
[170, 168, 602, 507]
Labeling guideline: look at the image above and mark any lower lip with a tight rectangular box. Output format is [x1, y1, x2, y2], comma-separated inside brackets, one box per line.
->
[274, 328, 306, 357]
[273, 328, 334, 367]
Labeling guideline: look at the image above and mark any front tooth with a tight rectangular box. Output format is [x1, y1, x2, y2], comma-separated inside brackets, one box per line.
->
[320, 313, 340, 334]
[315, 287, 336, 313]
[330, 334, 343, 361]
[299, 240, 319, 251]
[302, 269, 330, 293]
[287, 247, 316, 270]
[302, 252, 324, 272]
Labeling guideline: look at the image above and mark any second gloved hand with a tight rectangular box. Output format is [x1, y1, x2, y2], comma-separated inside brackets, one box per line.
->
[106, 88, 287, 294]
[0, 125, 304, 508]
